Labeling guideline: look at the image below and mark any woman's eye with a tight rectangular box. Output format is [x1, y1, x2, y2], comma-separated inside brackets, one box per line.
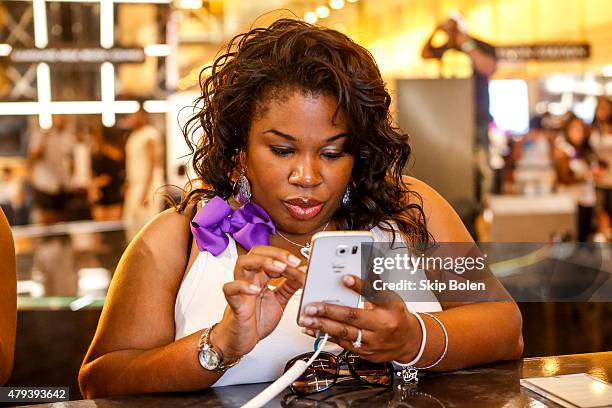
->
[321, 151, 344, 159]
[270, 146, 294, 157]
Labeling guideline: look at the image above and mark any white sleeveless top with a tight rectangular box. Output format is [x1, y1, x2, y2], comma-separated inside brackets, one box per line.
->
[174, 225, 442, 387]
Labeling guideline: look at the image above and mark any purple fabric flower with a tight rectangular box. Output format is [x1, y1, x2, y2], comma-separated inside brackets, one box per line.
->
[190, 196, 277, 256]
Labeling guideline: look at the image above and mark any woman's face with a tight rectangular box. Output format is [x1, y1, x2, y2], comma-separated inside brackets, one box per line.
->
[567, 118, 586, 146]
[595, 98, 611, 123]
[244, 90, 354, 234]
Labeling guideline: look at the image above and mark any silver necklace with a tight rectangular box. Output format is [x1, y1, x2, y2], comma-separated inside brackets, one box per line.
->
[276, 219, 331, 259]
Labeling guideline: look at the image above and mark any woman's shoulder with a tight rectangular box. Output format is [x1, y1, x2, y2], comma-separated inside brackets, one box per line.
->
[0, 209, 15, 280]
[0, 209, 15, 386]
[401, 176, 473, 242]
[128, 205, 196, 265]
[0, 209, 14, 266]
[136, 204, 194, 236]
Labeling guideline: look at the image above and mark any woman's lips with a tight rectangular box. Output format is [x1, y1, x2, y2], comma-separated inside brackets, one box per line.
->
[283, 202, 324, 221]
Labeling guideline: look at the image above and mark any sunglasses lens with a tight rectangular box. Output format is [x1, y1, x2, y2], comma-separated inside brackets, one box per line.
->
[347, 354, 393, 385]
[285, 353, 337, 395]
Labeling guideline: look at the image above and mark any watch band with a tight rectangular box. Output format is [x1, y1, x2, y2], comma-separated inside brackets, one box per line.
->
[198, 323, 241, 371]
[197, 324, 217, 352]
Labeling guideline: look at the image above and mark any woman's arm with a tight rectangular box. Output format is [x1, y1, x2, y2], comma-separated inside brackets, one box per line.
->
[79, 208, 226, 398]
[401, 177, 523, 369]
[0, 209, 16, 385]
[79, 206, 307, 398]
[454, 33, 497, 77]
[301, 177, 523, 370]
[421, 25, 447, 59]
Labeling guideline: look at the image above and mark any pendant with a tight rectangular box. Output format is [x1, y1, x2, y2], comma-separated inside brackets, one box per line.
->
[300, 243, 311, 259]
[397, 367, 419, 383]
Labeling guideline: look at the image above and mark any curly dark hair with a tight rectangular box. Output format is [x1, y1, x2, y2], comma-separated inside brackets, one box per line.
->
[180, 18, 431, 244]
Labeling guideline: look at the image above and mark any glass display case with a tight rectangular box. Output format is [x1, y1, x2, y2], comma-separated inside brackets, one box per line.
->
[13, 220, 126, 310]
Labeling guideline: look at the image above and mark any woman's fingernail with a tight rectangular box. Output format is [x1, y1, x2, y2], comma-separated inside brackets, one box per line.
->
[248, 284, 260, 293]
[305, 306, 317, 316]
[298, 265, 308, 273]
[272, 260, 287, 271]
[343, 275, 355, 286]
[301, 317, 313, 326]
[288, 255, 301, 267]
[302, 329, 315, 336]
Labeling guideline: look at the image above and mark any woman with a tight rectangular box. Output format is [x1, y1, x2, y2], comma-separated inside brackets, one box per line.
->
[90, 126, 125, 221]
[122, 106, 163, 241]
[590, 97, 612, 239]
[0, 208, 16, 385]
[79, 19, 523, 398]
[554, 112, 597, 241]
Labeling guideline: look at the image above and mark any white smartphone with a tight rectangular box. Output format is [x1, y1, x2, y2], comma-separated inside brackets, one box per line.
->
[297, 231, 375, 323]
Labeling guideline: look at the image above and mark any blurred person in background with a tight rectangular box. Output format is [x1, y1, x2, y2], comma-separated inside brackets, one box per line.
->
[421, 10, 497, 208]
[28, 117, 82, 299]
[90, 125, 128, 274]
[590, 96, 612, 240]
[67, 129, 93, 221]
[0, 208, 16, 385]
[554, 113, 596, 241]
[28, 116, 75, 224]
[122, 104, 163, 240]
[512, 116, 556, 195]
[0, 167, 24, 225]
[91, 126, 126, 221]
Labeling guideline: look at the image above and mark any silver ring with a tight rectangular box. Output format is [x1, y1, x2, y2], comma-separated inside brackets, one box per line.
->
[352, 329, 362, 349]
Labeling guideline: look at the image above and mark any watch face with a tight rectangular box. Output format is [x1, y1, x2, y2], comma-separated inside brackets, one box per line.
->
[199, 348, 220, 370]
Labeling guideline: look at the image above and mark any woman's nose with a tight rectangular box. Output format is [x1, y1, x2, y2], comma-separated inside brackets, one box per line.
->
[288, 159, 322, 188]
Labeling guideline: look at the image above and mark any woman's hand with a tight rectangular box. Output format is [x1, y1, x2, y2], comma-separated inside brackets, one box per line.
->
[298, 275, 422, 363]
[213, 246, 306, 360]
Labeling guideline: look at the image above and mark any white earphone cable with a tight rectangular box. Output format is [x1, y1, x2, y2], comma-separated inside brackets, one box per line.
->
[241, 333, 330, 408]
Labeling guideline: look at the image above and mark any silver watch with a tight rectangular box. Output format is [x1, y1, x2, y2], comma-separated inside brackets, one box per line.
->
[197, 324, 241, 372]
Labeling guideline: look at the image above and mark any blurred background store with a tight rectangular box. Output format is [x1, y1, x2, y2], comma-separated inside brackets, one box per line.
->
[1, 0, 610, 400]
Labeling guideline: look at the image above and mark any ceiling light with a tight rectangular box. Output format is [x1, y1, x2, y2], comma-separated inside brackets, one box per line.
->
[100, 0, 114, 49]
[0, 44, 12, 57]
[101, 62, 116, 127]
[36, 63, 52, 129]
[10, 0, 172, 2]
[178, 0, 202, 9]
[304, 11, 318, 24]
[144, 44, 171, 57]
[315, 5, 330, 18]
[329, 0, 344, 10]
[0, 101, 142, 115]
[143, 100, 170, 113]
[33, 0, 48, 48]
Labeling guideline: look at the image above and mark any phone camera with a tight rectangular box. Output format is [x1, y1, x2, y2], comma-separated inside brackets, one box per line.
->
[336, 245, 349, 256]
[351, 245, 359, 254]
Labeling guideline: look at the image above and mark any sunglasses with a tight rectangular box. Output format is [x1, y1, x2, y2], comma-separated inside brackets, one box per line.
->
[281, 387, 390, 407]
[284, 349, 394, 396]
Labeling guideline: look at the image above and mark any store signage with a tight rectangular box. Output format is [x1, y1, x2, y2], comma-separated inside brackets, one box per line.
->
[496, 43, 590, 61]
[6, 47, 145, 64]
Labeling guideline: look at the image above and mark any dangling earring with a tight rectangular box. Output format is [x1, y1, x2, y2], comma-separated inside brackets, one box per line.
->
[234, 171, 251, 204]
[342, 184, 352, 207]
